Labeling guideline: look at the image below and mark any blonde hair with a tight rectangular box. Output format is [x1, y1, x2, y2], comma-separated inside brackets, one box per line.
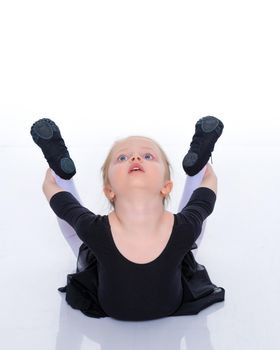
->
[100, 135, 173, 210]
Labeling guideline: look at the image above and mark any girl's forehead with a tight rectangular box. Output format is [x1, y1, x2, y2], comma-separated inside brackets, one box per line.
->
[114, 139, 158, 153]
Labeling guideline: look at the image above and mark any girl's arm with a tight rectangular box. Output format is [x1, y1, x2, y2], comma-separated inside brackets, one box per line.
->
[42, 168, 65, 202]
[199, 163, 217, 195]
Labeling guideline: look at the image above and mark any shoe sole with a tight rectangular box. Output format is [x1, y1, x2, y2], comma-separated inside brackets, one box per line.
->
[31, 118, 76, 175]
[31, 118, 59, 142]
[183, 116, 223, 171]
[198, 116, 220, 133]
[60, 157, 76, 174]
[183, 151, 198, 168]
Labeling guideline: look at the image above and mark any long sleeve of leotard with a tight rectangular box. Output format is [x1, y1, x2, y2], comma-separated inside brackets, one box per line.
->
[177, 186, 216, 242]
[49, 191, 98, 246]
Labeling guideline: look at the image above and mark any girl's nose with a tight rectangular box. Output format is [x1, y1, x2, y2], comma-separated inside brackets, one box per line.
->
[130, 154, 142, 161]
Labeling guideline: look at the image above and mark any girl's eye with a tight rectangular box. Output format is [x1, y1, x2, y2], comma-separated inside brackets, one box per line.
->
[117, 152, 154, 161]
[117, 154, 128, 161]
[144, 153, 154, 160]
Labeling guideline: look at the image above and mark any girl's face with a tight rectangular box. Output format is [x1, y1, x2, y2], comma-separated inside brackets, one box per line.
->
[106, 138, 172, 202]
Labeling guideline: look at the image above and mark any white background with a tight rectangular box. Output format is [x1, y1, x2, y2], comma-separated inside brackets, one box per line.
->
[1, 1, 279, 349]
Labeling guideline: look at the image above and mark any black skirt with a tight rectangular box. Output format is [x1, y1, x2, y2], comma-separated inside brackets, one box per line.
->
[58, 243, 225, 319]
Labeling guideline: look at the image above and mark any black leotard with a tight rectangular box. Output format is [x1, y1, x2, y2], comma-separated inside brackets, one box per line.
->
[49, 187, 224, 321]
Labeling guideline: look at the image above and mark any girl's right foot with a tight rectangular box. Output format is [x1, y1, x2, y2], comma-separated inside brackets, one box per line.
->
[182, 116, 224, 176]
[30, 118, 76, 179]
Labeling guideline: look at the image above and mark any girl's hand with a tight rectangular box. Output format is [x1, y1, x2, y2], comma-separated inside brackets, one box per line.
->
[203, 163, 216, 178]
[42, 168, 64, 202]
[43, 168, 57, 186]
[200, 163, 217, 194]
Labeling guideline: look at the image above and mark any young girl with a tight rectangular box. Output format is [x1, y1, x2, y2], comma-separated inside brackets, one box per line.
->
[31, 117, 225, 321]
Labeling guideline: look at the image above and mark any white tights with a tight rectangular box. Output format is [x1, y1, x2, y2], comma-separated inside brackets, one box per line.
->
[51, 166, 207, 258]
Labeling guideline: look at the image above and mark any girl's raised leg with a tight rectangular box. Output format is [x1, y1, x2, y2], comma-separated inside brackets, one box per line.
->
[30, 118, 82, 257]
[51, 170, 83, 257]
[177, 165, 207, 251]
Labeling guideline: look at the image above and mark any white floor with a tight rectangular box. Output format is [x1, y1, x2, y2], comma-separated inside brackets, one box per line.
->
[1, 134, 280, 350]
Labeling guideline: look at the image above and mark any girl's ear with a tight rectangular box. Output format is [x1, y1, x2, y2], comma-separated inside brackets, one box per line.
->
[161, 180, 173, 196]
[103, 186, 115, 201]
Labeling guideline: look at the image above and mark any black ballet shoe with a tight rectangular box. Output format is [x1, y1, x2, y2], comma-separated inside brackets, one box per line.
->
[182, 116, 224, 176]
[30, 118, 76, 179]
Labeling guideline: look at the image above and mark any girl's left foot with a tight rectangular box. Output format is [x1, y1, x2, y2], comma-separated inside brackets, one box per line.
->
[30, 118, 76, 179]
[182, 116, 224, 176]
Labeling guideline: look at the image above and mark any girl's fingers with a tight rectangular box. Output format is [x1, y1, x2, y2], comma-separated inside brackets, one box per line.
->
[45, 168, 57, 184]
